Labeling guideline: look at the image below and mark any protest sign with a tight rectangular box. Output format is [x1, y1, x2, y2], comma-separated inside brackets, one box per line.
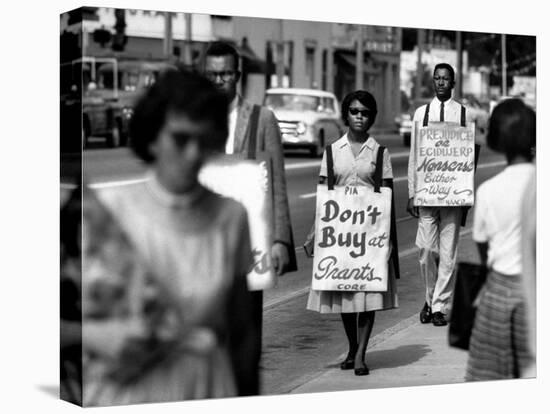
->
[199, 155, 275, 291]
[413, 121, 476, 207]
[311, 184, 392, 292]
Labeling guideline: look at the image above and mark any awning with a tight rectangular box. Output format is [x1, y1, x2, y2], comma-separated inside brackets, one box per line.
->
[222, 38, 267, 74]
[334, 50, 379, 74]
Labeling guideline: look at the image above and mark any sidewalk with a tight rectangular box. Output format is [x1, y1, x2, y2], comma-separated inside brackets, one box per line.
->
[288, 231, 479, 395]
[290, 315, 469, 394]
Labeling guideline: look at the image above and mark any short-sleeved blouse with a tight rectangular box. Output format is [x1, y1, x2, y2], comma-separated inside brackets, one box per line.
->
[307, 134, 398, 314]
[319, 135, 393, 186]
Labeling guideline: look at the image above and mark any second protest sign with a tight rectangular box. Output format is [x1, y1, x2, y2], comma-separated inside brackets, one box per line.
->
[413, 121, 476, 207]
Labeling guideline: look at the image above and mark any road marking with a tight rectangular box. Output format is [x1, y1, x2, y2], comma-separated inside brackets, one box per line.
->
[89, 178, 147, 189]
[61, 178, 147, 190]
[297, 160, 506, 199]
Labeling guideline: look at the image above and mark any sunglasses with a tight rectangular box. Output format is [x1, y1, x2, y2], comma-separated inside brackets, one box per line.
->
[349, 108, 371, 116]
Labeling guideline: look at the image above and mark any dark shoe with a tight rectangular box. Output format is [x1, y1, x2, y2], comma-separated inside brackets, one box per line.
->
[420, 302, 432, 324]
[354, 364, 370, 376]
[340, 355, 355, 370]
[432, 311, 447, 326]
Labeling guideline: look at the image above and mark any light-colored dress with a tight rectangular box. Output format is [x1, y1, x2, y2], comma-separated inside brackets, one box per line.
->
[83, 173, 252, 406]
[307, 135, 399, 313]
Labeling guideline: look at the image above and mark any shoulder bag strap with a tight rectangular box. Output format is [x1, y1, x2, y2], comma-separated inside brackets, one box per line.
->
[326, 144, 335, 191]
[374, 145, 386, 193]
[460, 105, 466, 127]
[422, 103, 431, 127]
[246, 104, 261, 160]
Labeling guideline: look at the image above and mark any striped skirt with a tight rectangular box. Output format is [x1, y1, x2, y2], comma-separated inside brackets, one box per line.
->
[465, 270, 533, 381]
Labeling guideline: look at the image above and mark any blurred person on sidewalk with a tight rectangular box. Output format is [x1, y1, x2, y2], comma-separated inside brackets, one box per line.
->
[466, 98, 535, 380]
[60, 184, 83, 405]
[81, 70, 258, 406]
[406, 63, 474, 327]
[307, 90, 399, 376]
[203, 41, 296, 392]
[521, 157, 536, 378]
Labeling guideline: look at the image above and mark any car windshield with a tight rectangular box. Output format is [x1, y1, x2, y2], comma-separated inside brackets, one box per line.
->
[265, 94, 323, 112]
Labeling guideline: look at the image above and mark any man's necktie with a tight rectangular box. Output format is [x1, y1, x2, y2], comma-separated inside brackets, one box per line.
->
[440, 101, 444, 122]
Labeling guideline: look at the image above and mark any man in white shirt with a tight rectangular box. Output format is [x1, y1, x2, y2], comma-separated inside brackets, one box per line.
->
[406, 63, 471, 327]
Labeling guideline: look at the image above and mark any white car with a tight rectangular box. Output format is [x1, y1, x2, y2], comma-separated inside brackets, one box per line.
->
[264, 88, 345, 157]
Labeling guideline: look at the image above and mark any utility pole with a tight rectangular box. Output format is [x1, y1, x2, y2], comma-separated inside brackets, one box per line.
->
[276, 19, 285, 87]
[501, 33, 507, 95]
[326, 43, 334, 93]
[355, 25, 364, 90]
[455, 31, 463, 100]
[164, 12, 173, 59]
[415, 28, 425, 102]
[182, 13, 193, 67]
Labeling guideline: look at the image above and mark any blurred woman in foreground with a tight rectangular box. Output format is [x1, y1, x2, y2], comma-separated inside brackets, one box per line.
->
[82, 70, 257, 406]
[466, 98, 536, 380]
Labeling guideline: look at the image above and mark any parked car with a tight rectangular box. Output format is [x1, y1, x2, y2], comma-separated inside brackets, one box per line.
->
[67, 57, 176, 149]
[263, 88, 345, 157]
[395, 112, 413, 147]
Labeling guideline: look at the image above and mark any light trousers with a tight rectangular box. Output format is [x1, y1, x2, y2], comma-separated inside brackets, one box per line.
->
[416, 207, 462, 313]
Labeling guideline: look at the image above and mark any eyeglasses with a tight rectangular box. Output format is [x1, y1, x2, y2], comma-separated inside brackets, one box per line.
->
[349, 108, 371, 117]
[204, 70, 238, 82]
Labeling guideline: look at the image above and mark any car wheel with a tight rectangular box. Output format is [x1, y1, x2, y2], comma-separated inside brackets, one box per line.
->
[310, 130, 325, 158]
[403, 132, 411, 147]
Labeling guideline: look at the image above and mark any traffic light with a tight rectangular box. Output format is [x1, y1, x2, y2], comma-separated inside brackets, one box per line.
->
[93, 28, 111, 47]
[111, 9, 127, 51]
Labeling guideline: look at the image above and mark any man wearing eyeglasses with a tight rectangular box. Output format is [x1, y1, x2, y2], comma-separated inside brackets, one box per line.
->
[407, 63, 474, 328]
[203, 41, 296, 394]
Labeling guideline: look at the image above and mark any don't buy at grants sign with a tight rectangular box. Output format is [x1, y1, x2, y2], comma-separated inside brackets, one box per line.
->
[311, 185, 392, 292]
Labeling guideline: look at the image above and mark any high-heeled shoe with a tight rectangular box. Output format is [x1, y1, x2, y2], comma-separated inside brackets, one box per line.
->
[340, 355, 355, 370]
[354, 364, 370, 376]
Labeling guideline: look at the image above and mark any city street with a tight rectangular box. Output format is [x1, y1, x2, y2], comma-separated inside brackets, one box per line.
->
[68, 132, 507, 395]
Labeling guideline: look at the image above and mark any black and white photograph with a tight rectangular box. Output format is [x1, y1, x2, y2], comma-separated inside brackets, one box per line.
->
[3, 0, 548, 413]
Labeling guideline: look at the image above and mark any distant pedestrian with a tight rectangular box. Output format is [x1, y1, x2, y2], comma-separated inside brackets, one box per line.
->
[82, 69, 258, 406]
[466, 98, 535, 380]
[203, 41, 296, 393]
[406, 63, 474, 327]
[307, 90, 399, 376]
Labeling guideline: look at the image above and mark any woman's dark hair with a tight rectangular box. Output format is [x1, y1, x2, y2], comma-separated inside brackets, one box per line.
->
[129, 69, 229, 163]
[433, 63, 455, 81]
[487, 98, 536, 161]
[341, 90, 378, 129]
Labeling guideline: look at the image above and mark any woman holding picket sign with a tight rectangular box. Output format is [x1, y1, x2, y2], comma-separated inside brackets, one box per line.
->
[306, 90, 399, 376]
